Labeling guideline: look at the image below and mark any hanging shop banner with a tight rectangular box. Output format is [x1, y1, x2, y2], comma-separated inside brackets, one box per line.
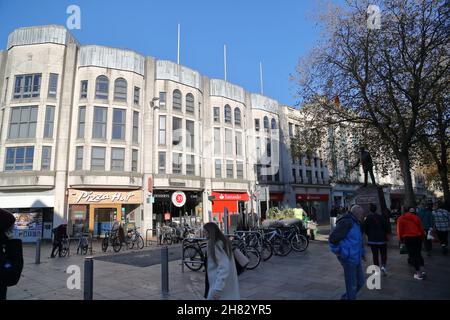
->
[172, 191, 187, 207]
[68, 189, 142, 204]
[12, 211, 43, 242]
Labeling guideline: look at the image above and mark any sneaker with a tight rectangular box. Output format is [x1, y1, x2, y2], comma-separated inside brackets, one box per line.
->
[414, 273, 423, 280]
[381, 266, 387, 276]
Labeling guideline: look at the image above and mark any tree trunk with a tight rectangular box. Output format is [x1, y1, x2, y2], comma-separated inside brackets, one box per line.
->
[398, 153, 416, 209]
[438, 164, 450, 210]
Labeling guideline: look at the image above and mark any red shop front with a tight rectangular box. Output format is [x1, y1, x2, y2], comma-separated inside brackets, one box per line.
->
[211, 191, 249, 221]
[296, 193, 330, 222]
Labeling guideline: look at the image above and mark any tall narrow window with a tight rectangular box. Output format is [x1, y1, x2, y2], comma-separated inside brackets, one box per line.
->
[186, 155, 195, 175]
[225, 129, 233, 156]
[271, 118, 277, 130]
[226, 160, 234, 178]
[75, 146, 83, 170]
[186, 93, 194, 114]
[8, 106, 38, 139]
[95, 76, 109, 100]
[5, 146, 34, 171]
[266, 138, 271, 157]
[80, 80, 88, 99]
[114, 78, 127, 102]
[159, 115, 166, 145]
[214, 128, 221, 155]
[235, 132, 242, 156]
[255, 119, 260, 131]
[172, 117, 182, 147]
[41, 146, 52, 170]
[224, 105, 232, 124]
[132, 111, 139, 143]
[91, 147, 106, 171]
[173, 89, 182, 111]
[132, 149, 138, 172]
[172, 153, 182, 174]
[213, 107, 220, 122]
[112, 109, 126, 140]
[77, 106, 86, 138]
[134, 87, 140, 105]
[236, 162, 244, 179]
[158, 152, 166, 174]
[47, 73, 58, 98]
[215, 160, 222, 178]
[264, 116, 269, 131]
[43, 106, 55, 138]
[159, 92, 166, 109]
[92, 107, 107, 139]
[256, 137, 261, 163]
[111, 148, 125, 171]
[234, 108, 241, 126]
[186, 120, 194, 150]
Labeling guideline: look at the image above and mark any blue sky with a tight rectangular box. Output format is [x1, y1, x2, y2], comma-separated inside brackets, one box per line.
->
[0, 0, 341, 106]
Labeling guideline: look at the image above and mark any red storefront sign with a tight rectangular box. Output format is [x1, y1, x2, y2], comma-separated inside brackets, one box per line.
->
[211, 192, 249, 214]
[270, 193, 284, 201]
[296, 194, 329, 201]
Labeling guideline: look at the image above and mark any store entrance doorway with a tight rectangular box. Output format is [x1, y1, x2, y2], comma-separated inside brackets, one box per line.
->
[89, 204, 121, 237]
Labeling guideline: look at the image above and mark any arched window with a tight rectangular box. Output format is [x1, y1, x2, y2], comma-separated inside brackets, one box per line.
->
[186, 93, 194, 114]
[271, 118, 277, 130]
[224, 105, 232, 124]
[114, 78, 127, 102]
[173, 89, 182, 111]
[95, 75, 109, 100]
[263, 116, 269, 130]
[234, 108, 241, 126]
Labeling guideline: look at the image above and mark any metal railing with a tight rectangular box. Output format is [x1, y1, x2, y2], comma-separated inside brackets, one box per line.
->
[145, 228, 160, 246]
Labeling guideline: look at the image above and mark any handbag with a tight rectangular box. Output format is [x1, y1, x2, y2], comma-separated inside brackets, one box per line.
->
[233, 248, 249, 275]
[399, 243, 408, 255]
[0, 239, 24, 287]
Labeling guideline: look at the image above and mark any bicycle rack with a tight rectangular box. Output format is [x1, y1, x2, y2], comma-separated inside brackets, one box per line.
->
[181, 237, 207, 273]
[145, 228, 159, 247]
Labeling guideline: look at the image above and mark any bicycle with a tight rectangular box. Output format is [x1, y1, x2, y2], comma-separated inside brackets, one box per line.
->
[281, 225, 309, 252]
[263, 228, 292, 256]
[235, 230, 273, 262]
[126, 227, 144, 250]
[182, 238, 207, 272]
[230, 234, 261, 270]
[160, 225, 176, 245]
[76, 233, 90, 255]
[102, 229, 122, 252]
[59, 236, 70, 257]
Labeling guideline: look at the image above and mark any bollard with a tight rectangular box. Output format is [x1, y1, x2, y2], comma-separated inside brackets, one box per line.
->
[84, 257, 94, 300]
[35, 238, 41, 264]
[161, 246, 169, 295]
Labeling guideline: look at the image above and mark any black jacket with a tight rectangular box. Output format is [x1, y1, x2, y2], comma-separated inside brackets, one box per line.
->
[363, 213, 389, 244]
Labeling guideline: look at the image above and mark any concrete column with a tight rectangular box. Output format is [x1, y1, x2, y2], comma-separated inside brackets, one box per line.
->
[53, 43, 78, 226]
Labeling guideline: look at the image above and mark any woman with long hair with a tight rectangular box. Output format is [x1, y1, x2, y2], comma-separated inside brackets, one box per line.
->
[203, 222, 240, 300]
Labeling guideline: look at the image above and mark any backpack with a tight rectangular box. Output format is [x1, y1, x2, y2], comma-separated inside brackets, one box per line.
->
[0, 239, 24, 287]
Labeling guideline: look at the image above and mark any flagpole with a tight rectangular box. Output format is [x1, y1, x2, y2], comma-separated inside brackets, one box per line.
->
[260, 61, 264, 95]
[177, 23, 180, 64]
[224, 44, 227, 82]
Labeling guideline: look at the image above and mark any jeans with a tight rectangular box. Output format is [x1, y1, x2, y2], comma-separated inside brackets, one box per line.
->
[330, 217, 337, 233]
[369, 244, 387, 267]
[404, 237, 424, 271]
[338, 257, 365, 300]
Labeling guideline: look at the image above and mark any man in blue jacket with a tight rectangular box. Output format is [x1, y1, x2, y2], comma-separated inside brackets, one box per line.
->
[329, 205, 366, 300]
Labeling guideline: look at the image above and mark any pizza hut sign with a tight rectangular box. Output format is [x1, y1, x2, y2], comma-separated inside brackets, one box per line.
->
[68, 189, 142, 204]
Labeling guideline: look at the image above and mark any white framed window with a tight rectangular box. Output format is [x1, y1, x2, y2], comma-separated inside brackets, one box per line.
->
[43, 106, 55, 138]
[226, 160, 234, 178]
[234, 108, 241, 126]
[77, 106, 86, 139]
[215, 159, 222, 178]
[159, 115, 166, 145]
[112, 108, 126, 140]
[8, 106, 38, 139]
[75, 146, 83, 170]
[91, 146, 106, 171]
[41, 146, 52, 170]
[5, 146, 34, 171]
[134, 87, 140, 105]
[236, 162, 244, 179]
[186, 154, 195, 175]
[92, 107, 107, 139]
[111, 148, 125, 171]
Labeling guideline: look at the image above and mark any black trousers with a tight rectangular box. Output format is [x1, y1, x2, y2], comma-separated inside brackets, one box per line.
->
[364, 168, 376, 186]
[404, 237, 424, 271]
[436, 231, 448, 247]
[51, 241, 62, 257]
[369, 244, 387, 267]
[0, 285, 6, 300]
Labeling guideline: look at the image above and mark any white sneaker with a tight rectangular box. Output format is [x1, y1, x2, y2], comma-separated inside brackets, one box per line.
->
[381, 266, 387, 276]
[414, 273, 423, 280]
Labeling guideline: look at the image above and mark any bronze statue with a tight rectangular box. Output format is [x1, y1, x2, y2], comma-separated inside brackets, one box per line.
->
[352, 147, 376, 187]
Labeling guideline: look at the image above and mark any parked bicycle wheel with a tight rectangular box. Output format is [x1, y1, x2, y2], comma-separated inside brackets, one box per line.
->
[291, 234, 309, 252]
[102, 237, 108, 252]
[273, 236, 292, 256]
[60, 240, 69, 257]
[244, 248, 261, 270]
[136, 235, 144, 249]
[183, 245, 203, 271]
[112, 237, 122, 252]
[126, 235, 134, 249]
[261, 240, 273, 261]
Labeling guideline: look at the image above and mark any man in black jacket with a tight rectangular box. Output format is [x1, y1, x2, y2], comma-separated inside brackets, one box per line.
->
[0, 208, 18, 300]
[362, 204, 389, 276]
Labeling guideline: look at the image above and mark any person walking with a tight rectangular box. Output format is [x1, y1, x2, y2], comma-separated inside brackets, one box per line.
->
[329, 205, 366, 300]
[432, 201, 450, 255]
[417, 201, 434, 256]
[363, 204, 389, 276]
[397, 208, 426, 280]
[51, 222, 67, 258]
[0, 208, 24, 300]
[330, 205, 339, 233]
[203, 222, 239, 300]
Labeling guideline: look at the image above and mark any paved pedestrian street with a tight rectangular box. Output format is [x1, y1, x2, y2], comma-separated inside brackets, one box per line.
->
[7, 227, 450, 300]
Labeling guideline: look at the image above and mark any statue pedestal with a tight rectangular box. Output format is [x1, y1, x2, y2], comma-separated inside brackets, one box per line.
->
[354, 185, 388, 216]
